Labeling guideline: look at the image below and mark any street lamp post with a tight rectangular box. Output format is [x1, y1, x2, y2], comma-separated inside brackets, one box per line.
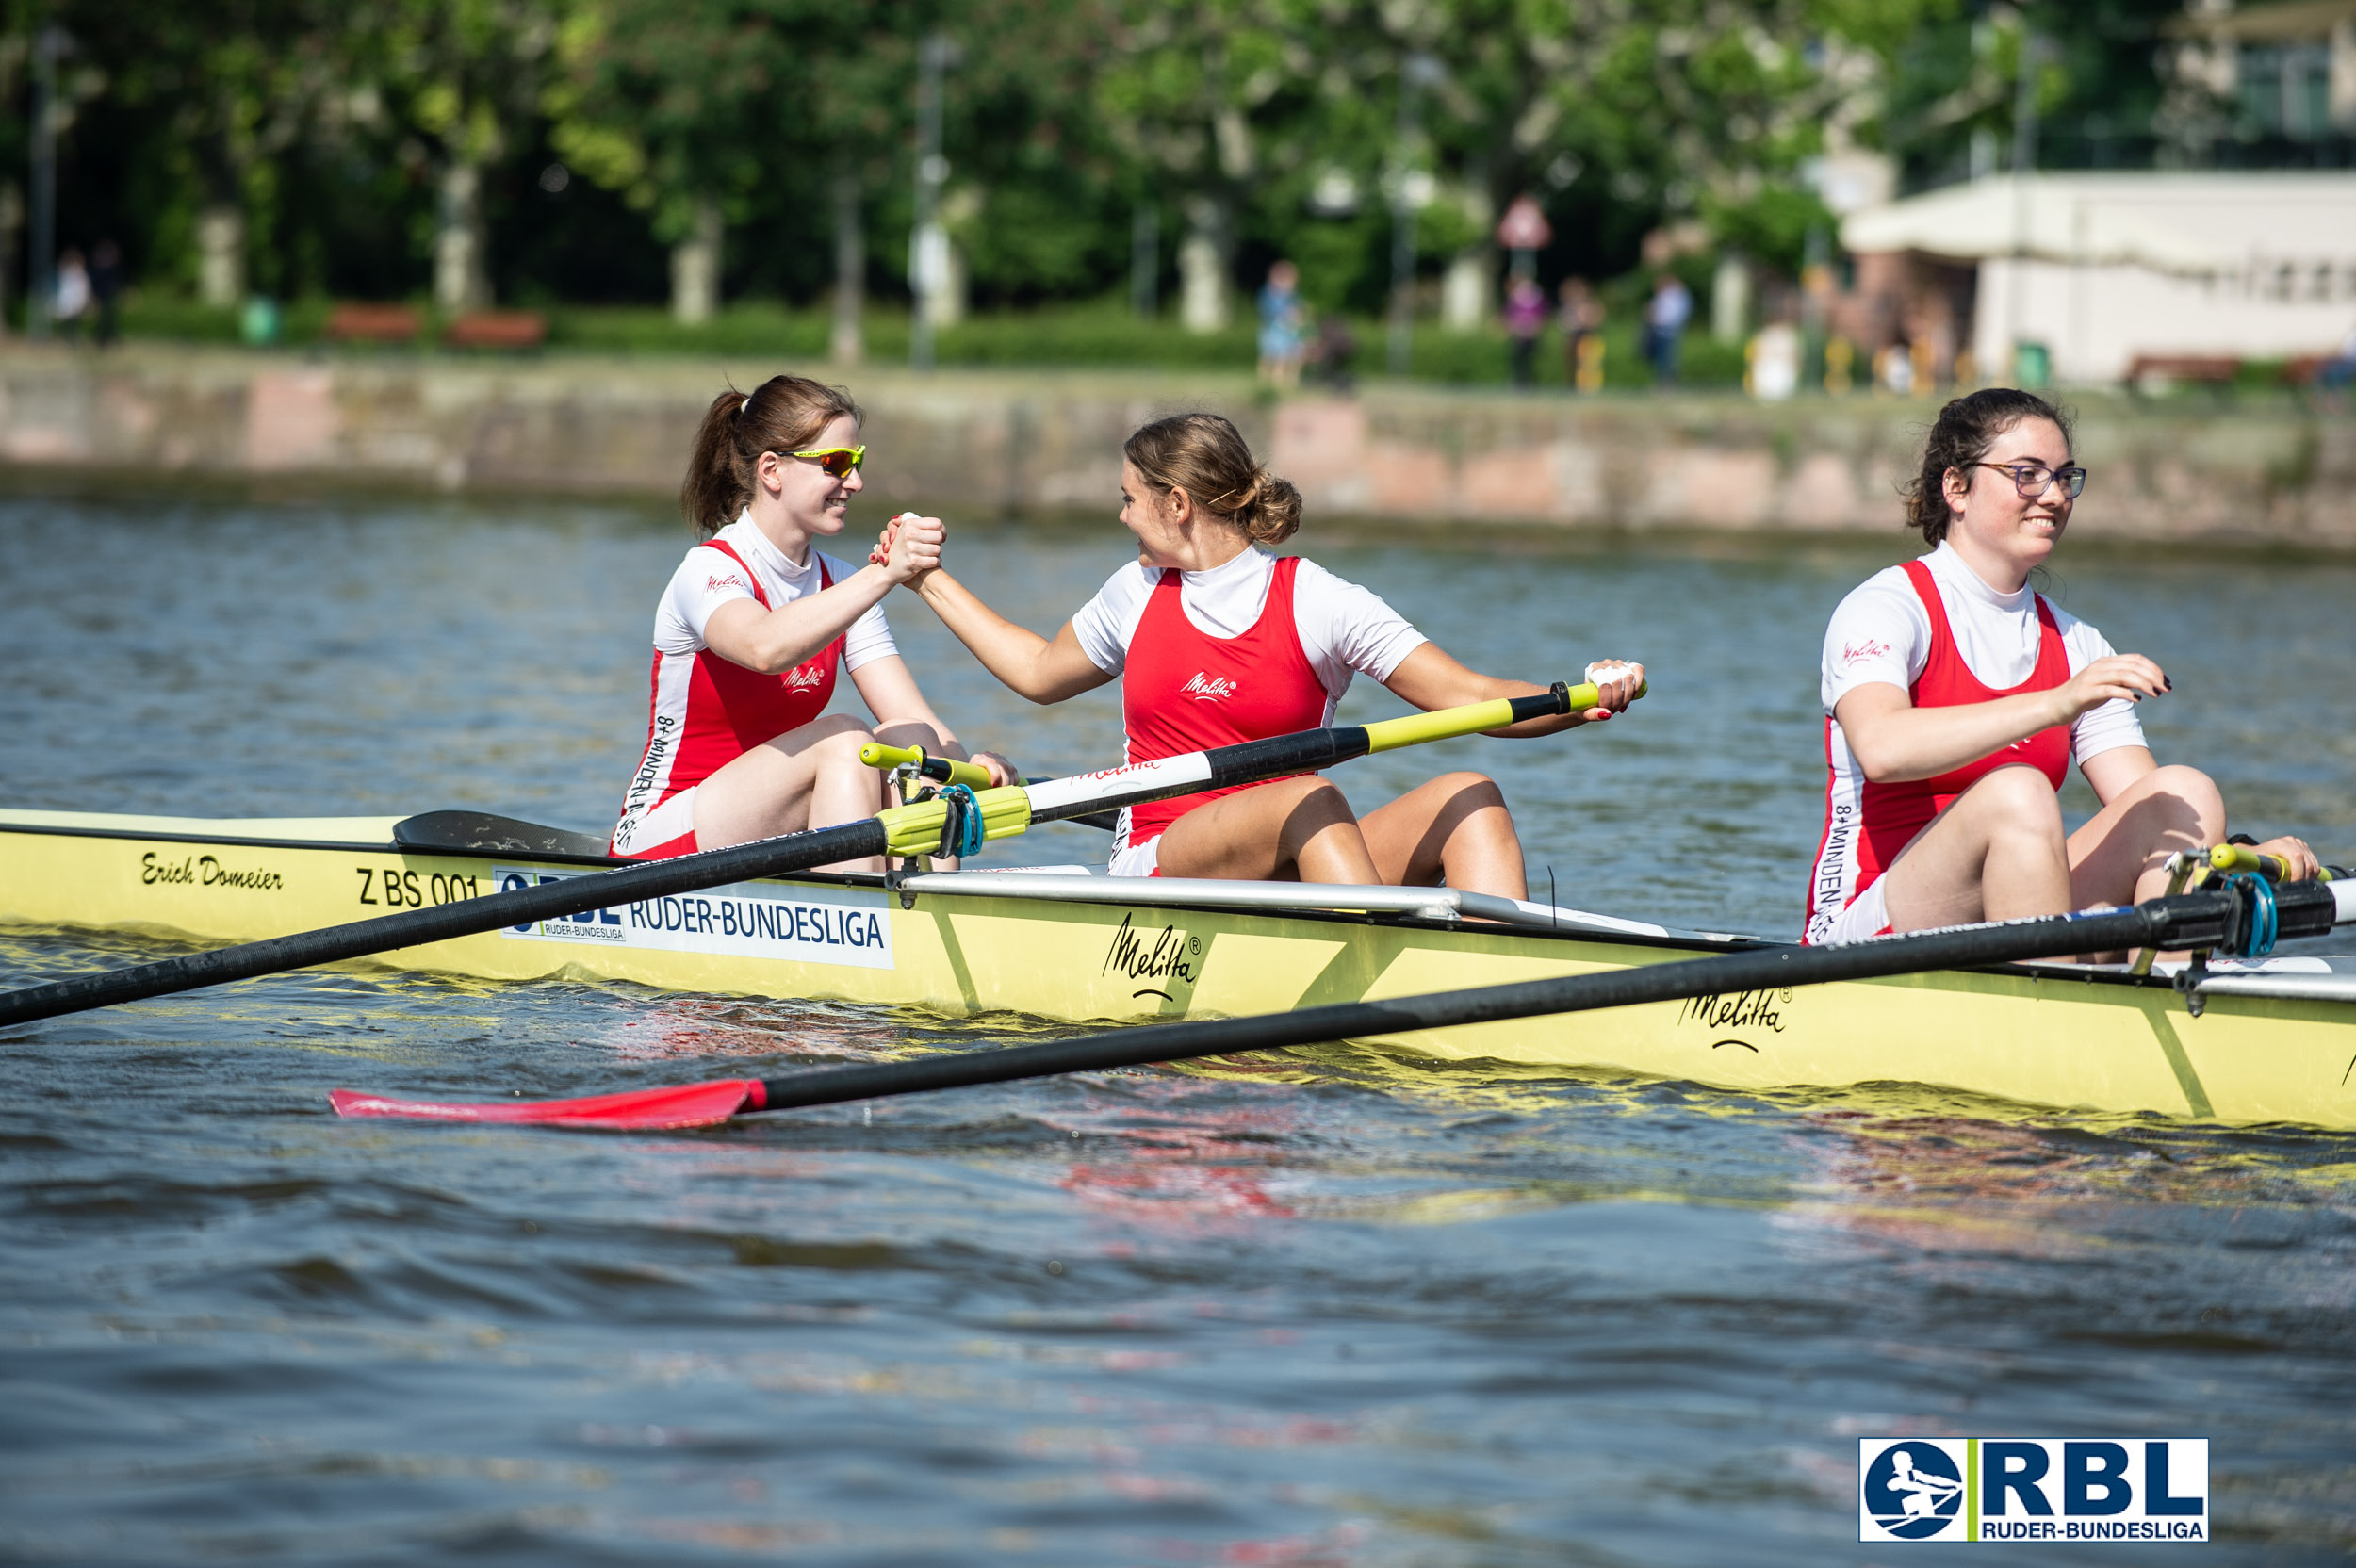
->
[909, 31, 956, 371]
[2006, 27, 2045, 384]
[1387, 53, 1443, 377]
[27, 24, 67, 342]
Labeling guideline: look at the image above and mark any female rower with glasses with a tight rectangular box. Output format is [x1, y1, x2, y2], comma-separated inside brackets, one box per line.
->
[608, 375, 1013, 865]
[880, 411, 1643, 896]
[1804, 387, 2315, 945]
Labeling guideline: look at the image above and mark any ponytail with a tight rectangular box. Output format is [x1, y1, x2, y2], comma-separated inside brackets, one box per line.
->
[680, 375, 863, 534]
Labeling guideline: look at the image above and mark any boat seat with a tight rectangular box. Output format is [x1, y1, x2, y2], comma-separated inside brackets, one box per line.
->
[392, 810, 617, 862]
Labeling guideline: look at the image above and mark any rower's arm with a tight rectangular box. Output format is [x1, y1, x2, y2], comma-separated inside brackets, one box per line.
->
[2080, 744, 2156, 805]
[1381, 644, 1639, 735]
[911, 568, 1114, 705]
[1835, 681, 2090, 782]
[1840, 648, 2170, 783]
[704, 569, 892, 675]
[704, 517, 941, 674]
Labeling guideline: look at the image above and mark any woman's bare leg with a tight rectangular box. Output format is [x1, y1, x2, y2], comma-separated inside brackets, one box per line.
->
[690, 712, 889, 871]
[1358, 772, 1527, 899]
[2066, 763, 2224, 907]
[1877, 763, 2070, 933]
[1155, 776, 1382, 883]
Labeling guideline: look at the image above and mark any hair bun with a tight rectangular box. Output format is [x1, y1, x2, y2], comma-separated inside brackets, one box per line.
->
[1121, 411, 1303, 548]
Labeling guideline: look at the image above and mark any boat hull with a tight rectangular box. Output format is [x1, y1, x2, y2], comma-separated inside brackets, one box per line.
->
[6, 809, 2355, 1130]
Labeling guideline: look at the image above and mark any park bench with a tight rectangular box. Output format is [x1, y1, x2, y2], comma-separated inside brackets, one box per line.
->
[2125, 354, 2240, 393]
[323, 303, 423, 344]
[443, 311, 548, 351]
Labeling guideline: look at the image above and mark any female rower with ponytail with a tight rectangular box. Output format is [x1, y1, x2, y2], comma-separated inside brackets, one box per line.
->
[885, 412, 1643, 896]
[609, 375, 1012, 866]
[1805, 387, 2315, 945]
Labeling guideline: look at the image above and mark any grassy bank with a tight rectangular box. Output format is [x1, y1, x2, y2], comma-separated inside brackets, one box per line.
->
[113, 294, 1751, 390]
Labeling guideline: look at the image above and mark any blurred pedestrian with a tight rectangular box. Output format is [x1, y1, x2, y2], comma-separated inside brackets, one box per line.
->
[1257, 260, 1306, 391]
[2314, 320, 2356, 414]
[1308, 313, 1358, 394]
[1504, 277, 1546, 389]
[54, 248, 90, 341]
[1877, 342, 1915, 397]
[1746, 315, 1801, 401]
[1643, 271, 1691, 386]
[90, 239, 123, 347]
[1559, 277, 1603, 393]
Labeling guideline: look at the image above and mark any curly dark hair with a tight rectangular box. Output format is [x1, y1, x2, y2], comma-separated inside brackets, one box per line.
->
[1903, 388, 2075, 546]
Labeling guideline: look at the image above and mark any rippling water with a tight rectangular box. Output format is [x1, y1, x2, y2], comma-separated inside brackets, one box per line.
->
[4, 484, 2355, 1563]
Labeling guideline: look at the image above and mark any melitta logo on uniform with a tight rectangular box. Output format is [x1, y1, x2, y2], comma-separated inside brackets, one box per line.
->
[1179, 672, 1239, 701]
[1841, 638, 1891, 666]
[1858, 1438, 2207, 1543]
[493, 867, 892, 970]
[782, 667, 827, 691]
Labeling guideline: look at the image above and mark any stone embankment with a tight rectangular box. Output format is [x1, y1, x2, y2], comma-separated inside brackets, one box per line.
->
[0, 344, 2347, 544]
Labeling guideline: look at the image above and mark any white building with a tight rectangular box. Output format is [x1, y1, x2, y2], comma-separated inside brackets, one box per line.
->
[1838, 171, 2356, 384]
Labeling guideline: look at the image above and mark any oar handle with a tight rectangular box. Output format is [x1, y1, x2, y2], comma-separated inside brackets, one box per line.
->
[2207, 843, 2283, 879]
[859, 742, 995, 791]
[1359, 676, 1646, 755]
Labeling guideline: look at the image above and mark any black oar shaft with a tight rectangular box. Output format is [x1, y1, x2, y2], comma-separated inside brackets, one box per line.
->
[1, 690, 1584, 1030]
[0, 819, 890, 1028]
[748, 886, 2315, 1114]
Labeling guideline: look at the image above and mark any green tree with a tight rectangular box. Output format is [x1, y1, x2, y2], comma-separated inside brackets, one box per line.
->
[548, 0, 815, 323]
[341, 0, 568, 311]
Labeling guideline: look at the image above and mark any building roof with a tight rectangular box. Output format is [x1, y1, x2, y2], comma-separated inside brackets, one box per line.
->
[1840, 172, 2356, 271]
[2165, 0, 2356, 41]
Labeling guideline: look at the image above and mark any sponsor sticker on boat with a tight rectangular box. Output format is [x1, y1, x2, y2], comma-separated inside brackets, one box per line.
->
[493, 868, 893, 970]
[1858, 1438, 2207, 1543]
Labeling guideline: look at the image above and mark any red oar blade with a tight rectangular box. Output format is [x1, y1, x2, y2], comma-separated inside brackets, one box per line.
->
[329, 1077, 763, 1131]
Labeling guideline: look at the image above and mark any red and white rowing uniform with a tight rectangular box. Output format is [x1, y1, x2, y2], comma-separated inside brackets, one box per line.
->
[1069, 547, 1426, 876]
[1804, 541, 2145, 944]
[610, 516, 896, 859]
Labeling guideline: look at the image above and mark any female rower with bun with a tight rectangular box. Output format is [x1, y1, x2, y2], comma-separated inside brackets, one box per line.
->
[609, 374, 1013, 868]
[878, 411, 1643, 897]
[1805, 387, 2315, 945]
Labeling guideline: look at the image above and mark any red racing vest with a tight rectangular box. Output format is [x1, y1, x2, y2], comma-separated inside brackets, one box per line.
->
[616, 539, 844, 844]
[1121, 554, 1332, 848]
[1828, 557, 2074, 909]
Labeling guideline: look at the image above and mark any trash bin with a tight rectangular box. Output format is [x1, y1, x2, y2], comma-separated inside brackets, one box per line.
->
[2013, 340, 2050, 390]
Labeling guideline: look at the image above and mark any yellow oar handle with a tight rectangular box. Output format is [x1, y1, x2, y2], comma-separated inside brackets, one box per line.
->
[1563, 677, 1647, 710]
[1359, 678, 1647, 755]
[876, 785, 1033, 857]
[859, 742, 994, 791]
[2209, 842, 2312, 880]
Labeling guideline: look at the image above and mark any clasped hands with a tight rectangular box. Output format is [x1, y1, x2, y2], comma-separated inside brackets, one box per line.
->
[868, 513, 943, 584]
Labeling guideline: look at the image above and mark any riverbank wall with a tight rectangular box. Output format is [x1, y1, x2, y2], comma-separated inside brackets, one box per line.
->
[0, 344, 2347, 544]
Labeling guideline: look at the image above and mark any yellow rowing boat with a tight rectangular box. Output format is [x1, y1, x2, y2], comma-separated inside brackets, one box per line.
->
[6, 804, 2355, 1129]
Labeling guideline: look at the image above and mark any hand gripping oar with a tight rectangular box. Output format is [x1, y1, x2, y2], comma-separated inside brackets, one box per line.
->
[0, 680, 1625, 1029]
[330, 873, 2353, 1132]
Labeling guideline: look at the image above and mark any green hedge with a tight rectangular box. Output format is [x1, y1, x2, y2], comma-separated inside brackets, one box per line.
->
[109, 291, 1758, 389]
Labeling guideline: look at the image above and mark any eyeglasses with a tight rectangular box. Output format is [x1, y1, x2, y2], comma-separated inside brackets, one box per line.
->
[1976, 461, 2086, 499]
[782, 445, 865, 478]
